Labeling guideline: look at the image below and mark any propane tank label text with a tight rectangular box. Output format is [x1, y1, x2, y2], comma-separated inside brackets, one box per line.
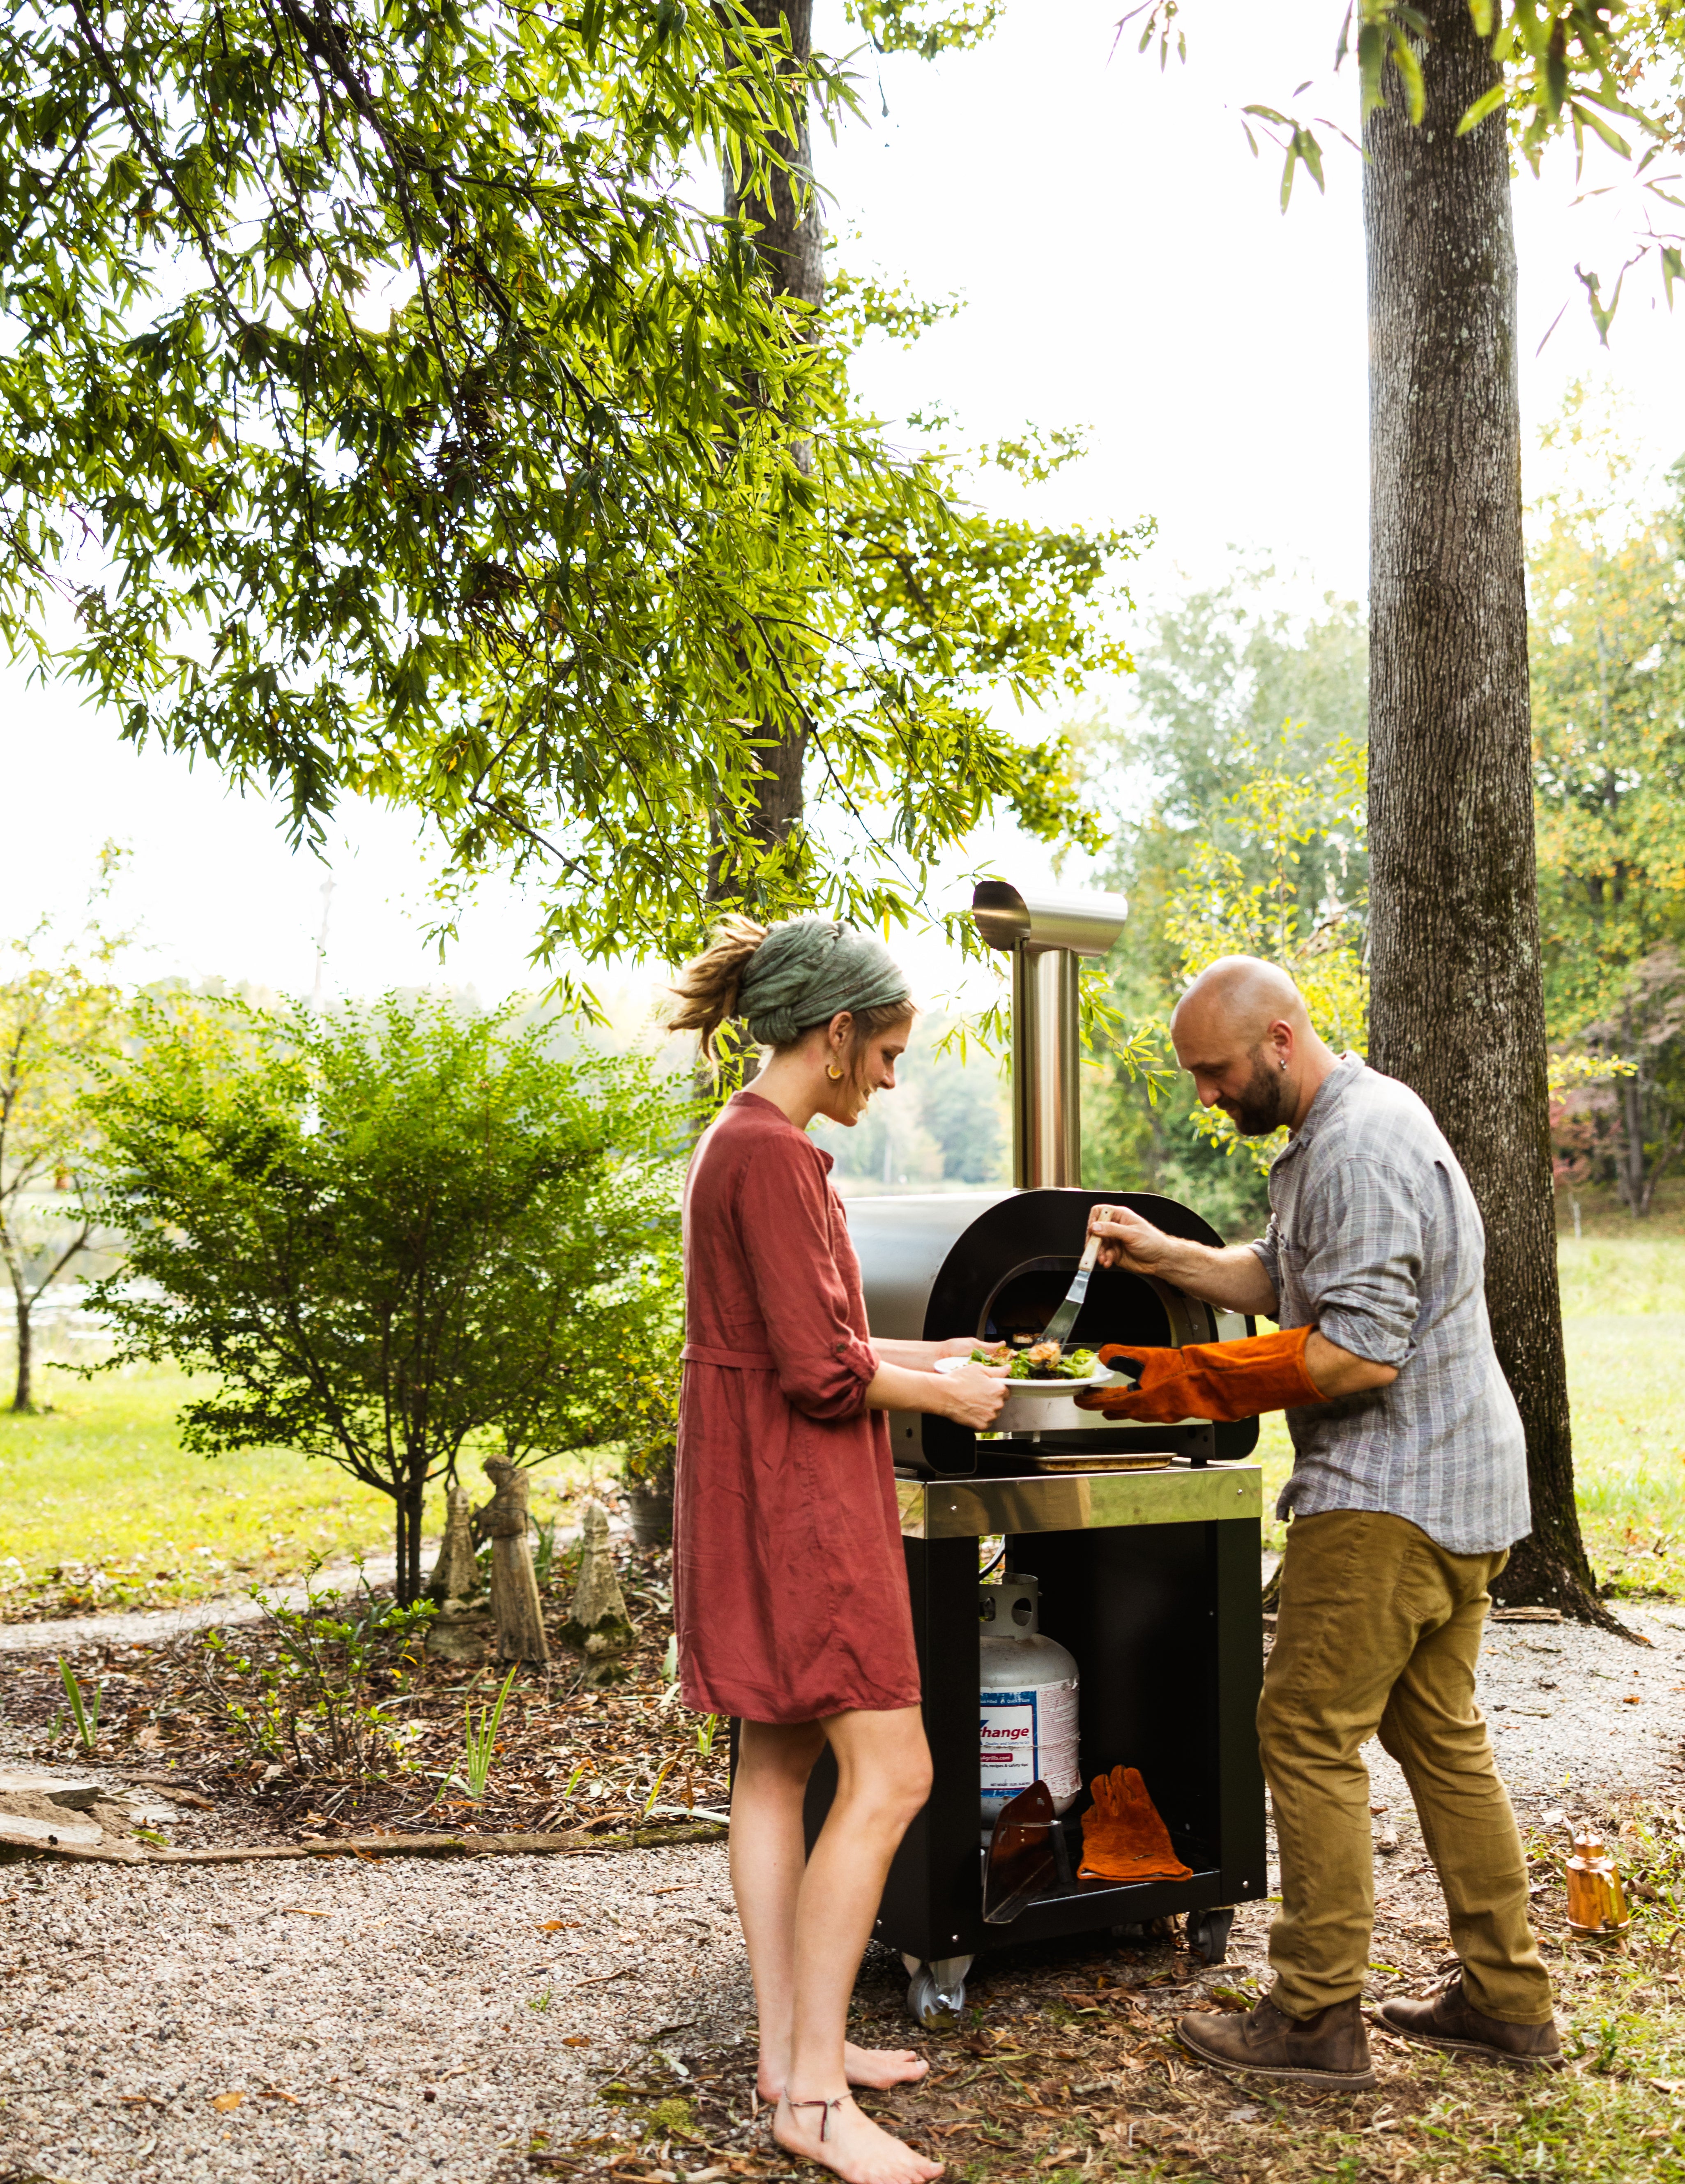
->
[980, 1681, 1080, 1805]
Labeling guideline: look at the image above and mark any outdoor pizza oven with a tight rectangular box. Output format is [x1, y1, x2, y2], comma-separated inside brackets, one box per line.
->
[801, 879, 1268, 2023]
[846, 879, 1261, 1476]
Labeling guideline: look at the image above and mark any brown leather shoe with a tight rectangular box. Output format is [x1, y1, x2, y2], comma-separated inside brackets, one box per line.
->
[1177, 1994, 1376, 2089]
[1374, 1977, 1562, 2069]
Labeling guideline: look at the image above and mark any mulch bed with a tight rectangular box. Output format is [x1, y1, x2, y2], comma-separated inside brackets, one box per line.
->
[0, 1538, 731, 1854]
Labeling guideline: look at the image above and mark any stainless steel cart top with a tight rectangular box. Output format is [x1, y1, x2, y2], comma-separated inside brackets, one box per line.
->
[898, 1464, 1262, 1539]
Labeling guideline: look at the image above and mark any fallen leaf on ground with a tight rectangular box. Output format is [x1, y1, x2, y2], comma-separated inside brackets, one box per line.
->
[563, 2035, 592, 2047]
[539, 1919, 581, 1931]
[211, 2090, 244, 2112]
[284, 1908, 329, 1917]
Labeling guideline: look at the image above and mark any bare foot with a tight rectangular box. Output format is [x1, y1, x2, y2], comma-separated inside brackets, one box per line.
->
[774, 2092, 944, 2184]
[845, 2042, 930, 2090]
[757, 2043, 929, 2099]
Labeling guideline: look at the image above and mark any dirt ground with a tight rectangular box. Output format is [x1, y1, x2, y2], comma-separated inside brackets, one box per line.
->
[5, 1585, 1685, 2183]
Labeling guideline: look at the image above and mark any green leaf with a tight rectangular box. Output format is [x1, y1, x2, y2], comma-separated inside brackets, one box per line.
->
[1456, 83, 1508, 135]
[1575, 260, 1626, 344]
[1569, 99, 1632, 159]
[1390, 26, 1427, 126]
[1356, 20, 1386, 117]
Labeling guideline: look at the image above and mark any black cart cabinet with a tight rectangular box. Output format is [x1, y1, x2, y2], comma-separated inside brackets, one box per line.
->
[815, 1464, 1268, 2025]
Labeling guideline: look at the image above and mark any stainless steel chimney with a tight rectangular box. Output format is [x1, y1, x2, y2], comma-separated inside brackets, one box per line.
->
[971, 879, 1128, 1188]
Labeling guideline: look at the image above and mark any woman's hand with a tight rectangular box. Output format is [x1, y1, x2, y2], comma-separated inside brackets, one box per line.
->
[935, 1363, 1009, 1430]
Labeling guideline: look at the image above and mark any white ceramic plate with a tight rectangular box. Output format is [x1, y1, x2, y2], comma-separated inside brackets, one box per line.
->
[934, 1355, 1113, 1391]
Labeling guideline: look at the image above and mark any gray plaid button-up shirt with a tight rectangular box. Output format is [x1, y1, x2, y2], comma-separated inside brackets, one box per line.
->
[1249, 1054, 1530, 1555]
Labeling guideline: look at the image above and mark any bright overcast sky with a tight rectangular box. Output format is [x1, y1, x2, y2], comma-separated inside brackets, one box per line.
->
[2, 0, 1680, 1016]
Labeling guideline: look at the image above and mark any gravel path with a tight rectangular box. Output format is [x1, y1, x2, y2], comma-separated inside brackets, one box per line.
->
[0, 1556, 425, 1654]
[3, 1601, 1683, 2183]
[0, 1841, 751, 2184]
[1368, 1602, 1685, 1834]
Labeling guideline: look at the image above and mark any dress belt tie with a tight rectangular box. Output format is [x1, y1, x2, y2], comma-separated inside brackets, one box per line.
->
[681, 1341, 777, 1370]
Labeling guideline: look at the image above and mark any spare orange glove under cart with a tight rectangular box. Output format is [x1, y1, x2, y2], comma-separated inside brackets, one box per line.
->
[1079, 1765, 1193, 1884]
[1071, 1324, 1327, 1424]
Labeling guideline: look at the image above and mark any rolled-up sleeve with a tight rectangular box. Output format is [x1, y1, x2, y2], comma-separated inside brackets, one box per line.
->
[1298, 1157, 1424, 1367]
[736, 1139, 877, 1420]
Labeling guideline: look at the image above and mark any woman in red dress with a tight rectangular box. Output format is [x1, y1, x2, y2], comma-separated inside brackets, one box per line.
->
[670, 918, 1006, 2184]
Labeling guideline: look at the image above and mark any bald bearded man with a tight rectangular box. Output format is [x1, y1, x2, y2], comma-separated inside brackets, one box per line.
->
[1084, 958, 1558, 2088]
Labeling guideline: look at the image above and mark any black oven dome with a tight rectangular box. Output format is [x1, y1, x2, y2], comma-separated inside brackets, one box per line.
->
[846, 1187, 1259, 1477]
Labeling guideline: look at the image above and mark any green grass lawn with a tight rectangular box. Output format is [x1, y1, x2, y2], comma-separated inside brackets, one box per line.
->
[4, 1222, 1683, 1617]
[0, 1363, 606, 1617]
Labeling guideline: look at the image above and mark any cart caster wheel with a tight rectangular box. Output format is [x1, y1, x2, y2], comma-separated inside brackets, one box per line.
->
[1186, 1908, 1235, 1966]
[907, 1965, 967, 2030]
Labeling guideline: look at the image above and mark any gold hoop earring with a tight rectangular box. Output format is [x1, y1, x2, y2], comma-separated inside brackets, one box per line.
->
[826, 1062, 845, 1082]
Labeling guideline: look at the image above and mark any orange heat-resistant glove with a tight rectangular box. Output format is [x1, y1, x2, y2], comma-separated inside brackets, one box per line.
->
[1072, 1325, 1327, 1424]
[1078, 1766, 1192, 1884]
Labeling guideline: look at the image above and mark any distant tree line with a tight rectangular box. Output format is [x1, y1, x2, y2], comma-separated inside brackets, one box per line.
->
[1087, 390, 1685, 1232]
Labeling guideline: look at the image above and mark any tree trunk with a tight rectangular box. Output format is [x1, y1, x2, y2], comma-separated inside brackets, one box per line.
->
[394, 1485, 411, 1609]
[393, 1477, 428, 1609]
[1365, 3, 1609, 1621]
[9, 1283, 30, 1413]
[1616, 1051, 1649, 1217]
[710, 0, 822, 901]
[408, 1475, 425, 1608]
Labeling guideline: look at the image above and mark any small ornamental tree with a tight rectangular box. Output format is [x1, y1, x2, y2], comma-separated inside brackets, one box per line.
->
[83, 995, 684, 1604]
[0, 871, 129, 1412]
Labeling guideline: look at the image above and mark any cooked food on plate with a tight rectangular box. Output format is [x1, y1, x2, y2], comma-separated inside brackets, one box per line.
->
[972, 1340, 1099, 1381]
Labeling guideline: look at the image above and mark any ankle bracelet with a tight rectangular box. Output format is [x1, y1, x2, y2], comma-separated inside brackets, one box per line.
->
[785, 2094, 852, 2142]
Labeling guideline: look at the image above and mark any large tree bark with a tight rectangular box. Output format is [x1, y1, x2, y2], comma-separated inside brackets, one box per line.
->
[711, 0, 822, 891]
[1365, 1, 1607, 1620]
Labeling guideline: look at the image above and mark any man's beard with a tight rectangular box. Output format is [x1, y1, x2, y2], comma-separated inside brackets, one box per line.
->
[1222, 1050, 1289, 1136]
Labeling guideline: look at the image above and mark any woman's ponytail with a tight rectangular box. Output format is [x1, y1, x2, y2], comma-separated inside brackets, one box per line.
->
[668, 915, 767, 1072]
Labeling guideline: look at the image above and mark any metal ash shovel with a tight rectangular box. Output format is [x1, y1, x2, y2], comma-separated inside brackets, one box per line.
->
[983, 1780, 1063, 1925]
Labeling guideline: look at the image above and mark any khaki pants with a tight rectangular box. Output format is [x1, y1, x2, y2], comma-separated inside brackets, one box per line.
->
[1258, 1509, 1553, 2025]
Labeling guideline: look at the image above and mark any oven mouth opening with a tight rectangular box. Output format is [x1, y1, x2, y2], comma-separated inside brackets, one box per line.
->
[979, 1258, 1174, 1353]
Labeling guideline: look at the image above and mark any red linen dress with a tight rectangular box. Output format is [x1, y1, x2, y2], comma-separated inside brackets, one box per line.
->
[674, 1090, 922, 1724]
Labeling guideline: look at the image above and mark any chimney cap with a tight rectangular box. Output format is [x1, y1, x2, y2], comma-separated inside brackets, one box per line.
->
[971, 879, 1128, 958]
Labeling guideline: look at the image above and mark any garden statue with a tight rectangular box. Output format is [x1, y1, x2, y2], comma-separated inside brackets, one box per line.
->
[481, 1457, 550, 1665]
[427, 1484, 478, 1605]
[560, 1500, 635, 1682]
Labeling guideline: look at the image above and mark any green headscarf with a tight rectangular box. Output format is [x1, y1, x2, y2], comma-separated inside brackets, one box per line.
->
[738, 919, 911, 1047]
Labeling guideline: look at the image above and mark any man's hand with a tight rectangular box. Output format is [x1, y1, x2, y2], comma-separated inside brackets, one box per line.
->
[1087, 1203, 1175, 1275]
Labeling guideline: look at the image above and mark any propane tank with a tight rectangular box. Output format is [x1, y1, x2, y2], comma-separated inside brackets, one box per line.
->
[979, 1574, 1080, 1828]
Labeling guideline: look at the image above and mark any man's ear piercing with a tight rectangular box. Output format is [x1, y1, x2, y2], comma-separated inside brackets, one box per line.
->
[1280, 1059, 1288, 1071]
